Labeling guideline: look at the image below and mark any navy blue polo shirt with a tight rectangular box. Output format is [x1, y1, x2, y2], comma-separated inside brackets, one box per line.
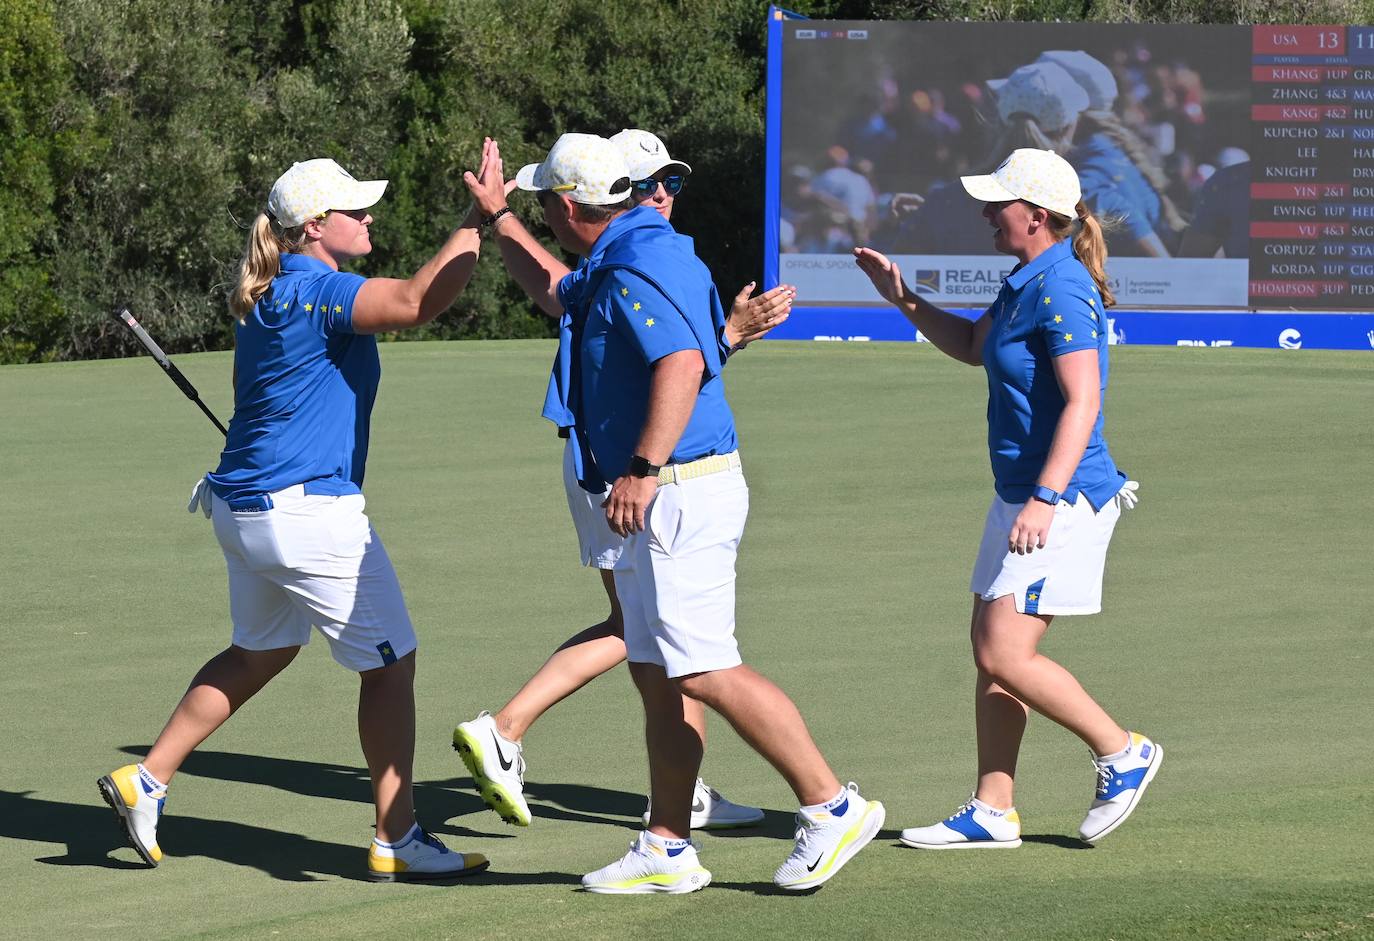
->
[207, 253, 377, 501]
[981, 239, 1126, 509]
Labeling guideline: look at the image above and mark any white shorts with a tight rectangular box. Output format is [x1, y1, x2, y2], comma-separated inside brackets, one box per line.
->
[563, 437, 624, 569]
[615, 456, 748, 678]
[211, 486, 418, 672]
[969, 493, 1122, 616]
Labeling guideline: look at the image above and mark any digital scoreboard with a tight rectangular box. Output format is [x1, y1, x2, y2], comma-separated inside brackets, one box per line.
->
[762, 11, 1374, 349]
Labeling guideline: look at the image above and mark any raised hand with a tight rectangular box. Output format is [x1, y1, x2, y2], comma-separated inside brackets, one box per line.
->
[463, 137, 512, 217]
[853, 247, 908, 306]
[726, 282, 794, 349]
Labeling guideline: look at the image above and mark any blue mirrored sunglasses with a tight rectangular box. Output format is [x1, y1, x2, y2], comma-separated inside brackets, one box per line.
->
[632, 175, 685, 197]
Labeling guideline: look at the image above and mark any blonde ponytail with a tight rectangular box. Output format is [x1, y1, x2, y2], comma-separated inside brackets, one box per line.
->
[1070, 201, 1115, 307]
[229, 213, 307, 320]
[1080, 111, 1187, 234]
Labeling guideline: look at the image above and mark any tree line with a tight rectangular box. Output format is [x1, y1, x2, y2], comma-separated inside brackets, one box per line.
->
[1, 0, 1359, 363]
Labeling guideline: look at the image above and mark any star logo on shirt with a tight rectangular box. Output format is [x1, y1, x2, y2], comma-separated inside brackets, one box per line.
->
[621, 287, 629, 296]
[1054, 315, 1063, 324]
[304, 303, 313, 312]
[1092, 329, 1098, 338]
[1064, 333, 1073, 341]
[1043, 296, 1052, 305]
[1089, 297, 1096, 306]
[633, 301, 642, 311]
[645, 318, 655, 327]
[1028, 592, 1039, 602]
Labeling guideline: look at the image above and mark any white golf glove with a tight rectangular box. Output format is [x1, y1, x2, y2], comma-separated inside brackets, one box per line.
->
[1118, 479, 1140, 510]
[187, 475, 212, 517]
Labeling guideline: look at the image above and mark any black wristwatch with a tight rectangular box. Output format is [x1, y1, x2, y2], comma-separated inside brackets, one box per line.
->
[626, 455, 662, 478]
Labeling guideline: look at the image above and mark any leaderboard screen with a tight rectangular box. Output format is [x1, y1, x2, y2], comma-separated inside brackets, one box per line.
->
[768, 20, 1374, 323]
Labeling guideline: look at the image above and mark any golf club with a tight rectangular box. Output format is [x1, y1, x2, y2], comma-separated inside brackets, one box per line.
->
[115, 307, 228, 437]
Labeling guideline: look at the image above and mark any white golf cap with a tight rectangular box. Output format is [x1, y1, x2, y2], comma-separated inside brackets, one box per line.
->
[267, 158, 387, 227]
[987, 61, 1090, 132]
[609, 129, 692, 180]
[1037, 50, 1118, 111]
[515, 133, 633, 205]
[960, 148, 1083, 218]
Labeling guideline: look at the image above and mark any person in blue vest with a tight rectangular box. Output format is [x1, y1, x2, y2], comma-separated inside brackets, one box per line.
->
[854, 148, 1162, 849]
[452, 130, 791, 833]
[465, 133, 884, 894]
[98, 151, 498, 882]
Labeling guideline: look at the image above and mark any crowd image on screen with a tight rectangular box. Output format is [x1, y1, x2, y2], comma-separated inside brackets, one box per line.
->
[782, 40, 1251, 260]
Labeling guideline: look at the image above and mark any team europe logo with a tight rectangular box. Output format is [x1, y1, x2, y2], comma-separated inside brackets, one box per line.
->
[912, 269, 941, 296]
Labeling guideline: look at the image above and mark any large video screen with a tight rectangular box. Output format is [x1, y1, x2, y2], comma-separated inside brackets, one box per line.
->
[767, 18, 1374, 335]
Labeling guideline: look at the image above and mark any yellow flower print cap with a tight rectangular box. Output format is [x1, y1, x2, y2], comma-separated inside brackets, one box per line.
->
[960, 148, 1082, 218]
[609, 129, 692, 181]
[515, 133, 633, 206]
[267, 158, 387, 227]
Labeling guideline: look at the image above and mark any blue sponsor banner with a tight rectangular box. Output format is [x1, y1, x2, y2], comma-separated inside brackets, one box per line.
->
[764, 307, 1374, 350]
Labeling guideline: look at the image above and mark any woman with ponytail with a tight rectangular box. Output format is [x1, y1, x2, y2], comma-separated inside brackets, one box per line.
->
[99, 148, 500, 882]
[1037, 50, 1186, 256]
[853, 148, 1162, 850]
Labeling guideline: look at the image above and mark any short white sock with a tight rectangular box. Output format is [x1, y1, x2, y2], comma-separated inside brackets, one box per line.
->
[374, 822, 422, 849]
[802, 786, 851, 817]
[971, 797, 1013, 816]
[135, 763, 168, 793]
[1096, 733, 1133, 764]
[642, 829, 691, 851]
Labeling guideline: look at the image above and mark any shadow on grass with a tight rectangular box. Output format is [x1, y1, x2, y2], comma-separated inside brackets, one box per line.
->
[5, 788, 368, 881]
[119, 746, 650, 833]
[1022, 834, 1094, 850]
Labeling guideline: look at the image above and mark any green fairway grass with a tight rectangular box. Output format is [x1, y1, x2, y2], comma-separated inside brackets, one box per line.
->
[2, 341, 1370, 940]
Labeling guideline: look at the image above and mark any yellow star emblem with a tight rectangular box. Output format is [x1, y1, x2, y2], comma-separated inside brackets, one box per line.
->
[1043, 296, 1052, 305]
[645, 318, 655, 327]
[304, 303, 313, 312]
[1092, 329, 1098, 338]
[333, 305, 342, 313]
[1064, 333, 1073, 341]
[1028, 592, 1039, 601]
[1054, 315, 1063, 324]
[1091, 311, 1098, 320]
[620, 287, 629, 296]
[633, 302, 642, 311]
[1088, 297, 1096, 306]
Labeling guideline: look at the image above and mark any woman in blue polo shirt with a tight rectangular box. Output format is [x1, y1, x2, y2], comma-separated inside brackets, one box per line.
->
[98, 149, 499, 881]
[854, 148, 1163, 849]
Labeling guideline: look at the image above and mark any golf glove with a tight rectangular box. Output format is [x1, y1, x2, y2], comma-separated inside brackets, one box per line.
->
[187, 475, 212, 517]
[1117, 479, 1140, 511]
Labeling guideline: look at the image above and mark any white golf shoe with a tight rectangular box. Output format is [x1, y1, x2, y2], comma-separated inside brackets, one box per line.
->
[367, 824, 489, 882]
[453, 711, 531, 826]
[773, 782, 885, 891]
[1079, 731, 1163, 843]
[582, 832, 711, 894]
[899, 797, 1022, 849]
[97, 763, 166, 867]
[641, 778, 766, 830]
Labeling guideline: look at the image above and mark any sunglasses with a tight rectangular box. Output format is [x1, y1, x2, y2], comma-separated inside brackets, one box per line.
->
[632, 175, 685, 197]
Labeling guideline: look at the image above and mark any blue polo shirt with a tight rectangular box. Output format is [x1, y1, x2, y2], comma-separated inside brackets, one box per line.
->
[543, 247, 734, 431]
[981, 239, 1125, 509]
[1072, 133, 1163, 250]
[560, 207, 736, 491]
[207, 253, 377, 502]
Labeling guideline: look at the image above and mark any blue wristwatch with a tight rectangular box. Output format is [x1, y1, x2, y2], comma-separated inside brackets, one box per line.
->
[1031, 485, 1061, 506]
